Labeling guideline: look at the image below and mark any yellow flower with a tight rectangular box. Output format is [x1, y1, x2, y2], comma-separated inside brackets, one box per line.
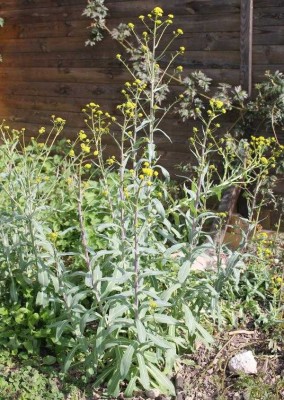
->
[125, 101, 136, 109]
[128, 22, 135, 29]
[79, 130, 87, 140]
[38, 143, 44, 148]
[48, 232, 58, 242]
[139, 174, 144, 180]
[176, 28, 184, 35]
[176, 65, 183, 72]
[38, 127, 45, 134]
[84, 163, 92, 169]
[142, 167, 154, 177]
[106, 157, 115, 166]
[153, 171, 159, 177]
[81, 143, 90, 153]
[149, 299, 158, 308]
[69, 149, 75, 157]
[116, 54, 121, 60]
[93, 150, 99, 156]
[179, 46, 185, 53]
[152, 7, 163, 16]
[168, 14, 174, 18]
[143, 161, 150, 167]
[139, 15, 144, 20]
[260, 156, 269, 165]
[89, 102, 97, 107]
[55, 117, 65, 123]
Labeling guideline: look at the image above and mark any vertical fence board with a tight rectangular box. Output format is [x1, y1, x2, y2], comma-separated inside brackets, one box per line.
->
[240, 0, 254, 95]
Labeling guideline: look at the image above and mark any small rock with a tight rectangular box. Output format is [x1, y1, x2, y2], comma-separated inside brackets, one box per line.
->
[228, 351, 257, 375]
[145, 389, 161, 399]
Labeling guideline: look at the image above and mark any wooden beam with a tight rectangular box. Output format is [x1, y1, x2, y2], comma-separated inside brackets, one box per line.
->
[240, 0, 253, 96]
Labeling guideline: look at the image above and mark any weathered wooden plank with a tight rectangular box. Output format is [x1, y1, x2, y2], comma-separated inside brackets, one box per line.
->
[1, 11, 240, 33]
[0, 21, 239, 55]
[254, 7, 284, 26]
[254, 26, 284, 45]
[255, 0, 284, 7]
[253, 45, 284, 65]
[0, 66, 240, 84]
[0, 0, 240, 15]
[240, 0, 253, 96]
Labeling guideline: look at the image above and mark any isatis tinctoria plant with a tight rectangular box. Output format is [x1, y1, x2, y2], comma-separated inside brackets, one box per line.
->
[1, 6, 284, 398]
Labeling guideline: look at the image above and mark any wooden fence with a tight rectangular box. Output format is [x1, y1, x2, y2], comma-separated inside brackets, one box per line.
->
[0, 0, 283, 173]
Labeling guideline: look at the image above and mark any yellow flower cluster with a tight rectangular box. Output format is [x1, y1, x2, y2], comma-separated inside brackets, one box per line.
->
[81, 143, 90, 153]
[209, 98, 224, 109]
[48, 231, 58, 242]
[106, 156, 116, 166]
[152, 7, 163, 17]
[79, 130, 87, 141]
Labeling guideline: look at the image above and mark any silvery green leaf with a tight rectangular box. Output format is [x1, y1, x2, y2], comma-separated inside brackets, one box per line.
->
[50, 275, 59, 292]
[140, 270, 166, 278]
[152, 198, 165, 218]
[145, 314, 177, 325]
[161, 283, 181, 301]
[182, 304, 196, 334]
[178, 260, 192, 283]
[136, 319, 147, 343]
[124, 376, 138, 397]
[36, 290, 48, 307]
[94, 365, 115, 389]
[196, 323, 214, 345]
[97, 222, 117, 232]
[164, 243, 186, 258]
[147, 332, 173, 349]
[107, 369, 121, 397]
[55, 320, 70, 342]
[108, 304, 128, 323]
[120, 344, 135, 378]
[147, 363, 175, 395]
[137, 353, 150, 390]
[38, 270, 50, 287]
[165, 348, 177, 374]
[64, 343, 80, 373]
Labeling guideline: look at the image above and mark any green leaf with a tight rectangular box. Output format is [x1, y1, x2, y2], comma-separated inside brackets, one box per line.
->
[107, 369, 121, 397]
[64, 344, 80, 373]
[55, 320, 69, 342]
[108, 304, 128, 324]
[137, 353, 150, 390]
[147, 332, 173, 349]
[124, 375, 138, 397]
[163, 243, 186, 258]
[120, 344, 135, 378]
[94, 365, 115, 388]
[38, 270, 50, 287]
[145, 314, 177, 325]
[161, 283, 181, 302]
[147, 363, 175, 395]
[178, 260, 192, 283]
[136, 319, 147, 343]
[152, 198, 165, 219]
[43, 355, 57, 365]
[182, 304, 196, 335]
[36, 290, 48, 307]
